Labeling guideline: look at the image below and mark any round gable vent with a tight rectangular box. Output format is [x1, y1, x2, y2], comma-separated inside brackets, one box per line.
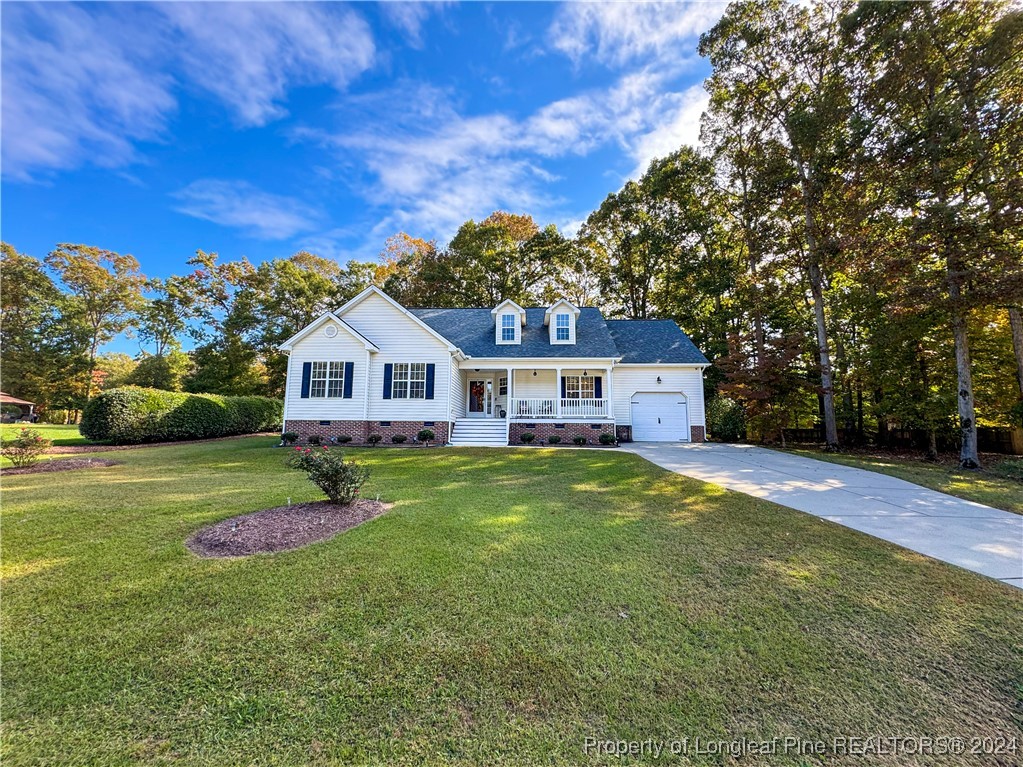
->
[324, 325, 338, 338]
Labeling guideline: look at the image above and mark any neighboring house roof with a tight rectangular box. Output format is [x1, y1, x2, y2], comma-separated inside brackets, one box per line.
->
[411, 307, 621, 359]
[0, 391, 35, 406]
[605, 320, 710, 365]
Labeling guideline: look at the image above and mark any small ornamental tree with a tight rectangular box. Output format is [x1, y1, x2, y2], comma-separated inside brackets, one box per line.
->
[367, 433, 382, 446]
[520, 432, 535, 444]
[1, 428, 52, 468]
[573, 435, 587, 446]
[417, 429, 435, 443]
[287, 446, 369, 506]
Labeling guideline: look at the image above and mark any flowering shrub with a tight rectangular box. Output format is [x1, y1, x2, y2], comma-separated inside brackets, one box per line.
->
[1, 428, 52, 468]
[287, 446, 369, 505]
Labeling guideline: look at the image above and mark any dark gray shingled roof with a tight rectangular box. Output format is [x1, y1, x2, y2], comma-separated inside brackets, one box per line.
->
[605, 320, 709, 364]
[410, 307, 620, 358]
[409, 307, 708, 364]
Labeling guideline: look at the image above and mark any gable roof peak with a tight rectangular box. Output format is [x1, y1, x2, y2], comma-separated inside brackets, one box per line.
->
[490, 298, 527, 323]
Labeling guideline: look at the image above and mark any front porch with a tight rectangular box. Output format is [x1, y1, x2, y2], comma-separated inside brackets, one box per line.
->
[460, 366, 613, 421]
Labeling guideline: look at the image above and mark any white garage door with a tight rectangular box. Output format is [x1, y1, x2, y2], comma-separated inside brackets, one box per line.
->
[631, 392, 689, 442]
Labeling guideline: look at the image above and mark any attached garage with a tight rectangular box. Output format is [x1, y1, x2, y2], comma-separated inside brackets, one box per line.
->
[630, 392, 690, 442]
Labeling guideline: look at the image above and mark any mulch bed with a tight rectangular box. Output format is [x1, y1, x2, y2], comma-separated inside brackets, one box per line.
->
[51, 432, 279, 454]
[186, 499, 392, 558]
[4, 457, 120, 475]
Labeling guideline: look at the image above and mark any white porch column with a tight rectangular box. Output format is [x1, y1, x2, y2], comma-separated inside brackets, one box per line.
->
[555, 367, 562, 417]
[605, 365, 613, 419]
[506, 366, 512, 416]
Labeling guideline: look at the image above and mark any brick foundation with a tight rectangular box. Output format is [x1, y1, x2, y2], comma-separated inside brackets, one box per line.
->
[284, 419, 448, 445]
[690, 425, 705, 442]
[508, 421, 614, 445]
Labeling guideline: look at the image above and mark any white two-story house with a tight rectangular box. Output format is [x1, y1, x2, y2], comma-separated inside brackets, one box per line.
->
[279, 286, 709, 446]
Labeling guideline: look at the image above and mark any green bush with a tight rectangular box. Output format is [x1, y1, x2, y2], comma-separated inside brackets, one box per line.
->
[573, 435, 587, 446]
[546, 435, 561, 444]
[598, 433, 616, 445]
[287, 446, 369, 505]
[417, 429, 435, 443]
[391, 434, 408, 444]
[307, 435, 322, 445]
[80, 387, 282, 444]
[707, 396, 746, 442]
[520, 432, 535, 444]
[367, 434, 382, 446]
[1, 427, 51, 468]
[281, 432, 299, 445]
[336, 435, 353, 444]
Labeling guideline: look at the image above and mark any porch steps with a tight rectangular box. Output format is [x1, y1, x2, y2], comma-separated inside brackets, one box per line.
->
[449, 418, 508, 447]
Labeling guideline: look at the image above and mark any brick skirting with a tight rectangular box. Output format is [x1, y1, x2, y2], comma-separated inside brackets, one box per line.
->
[614, 424, 703, 443]
[509, 421, 614, 445]
[284, 419, 449, 445]
[690, 425, 705, 442]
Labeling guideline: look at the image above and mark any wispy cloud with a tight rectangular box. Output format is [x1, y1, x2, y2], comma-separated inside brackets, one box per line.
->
[379, 2, 450, 49]
[173, 180, 320, 240]
[1, 4, 174, 180]
[2, 3, 376, 179]
[549, 1, 725, 68]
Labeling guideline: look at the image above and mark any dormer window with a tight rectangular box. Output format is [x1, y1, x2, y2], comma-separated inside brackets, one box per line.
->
[492, 299, 526, 345]
[544, 298, 580, 345]
[555, 314, 570, 341]
[501, 313, 517, 342]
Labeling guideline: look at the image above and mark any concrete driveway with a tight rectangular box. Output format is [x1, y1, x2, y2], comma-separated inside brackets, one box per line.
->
[622, 442, 1023, 589]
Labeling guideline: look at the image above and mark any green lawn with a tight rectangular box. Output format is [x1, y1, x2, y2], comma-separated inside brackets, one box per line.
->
[0, 422, 91, 446]
[3, 439, 1021, 766]
[779, 447, 1023, 515]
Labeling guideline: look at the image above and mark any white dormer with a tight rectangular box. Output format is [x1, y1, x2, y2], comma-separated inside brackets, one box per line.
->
[491, 299, 526, 345]
[543, 299, 580, 345]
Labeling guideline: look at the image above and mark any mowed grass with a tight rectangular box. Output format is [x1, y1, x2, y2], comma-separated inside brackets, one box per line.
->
[0, 422, 91, 446]
[780, 447, 1023, 515]
[3, 439, 1021, 766]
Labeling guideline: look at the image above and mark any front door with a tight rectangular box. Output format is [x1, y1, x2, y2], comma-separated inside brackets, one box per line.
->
[467, 378, 493, 418]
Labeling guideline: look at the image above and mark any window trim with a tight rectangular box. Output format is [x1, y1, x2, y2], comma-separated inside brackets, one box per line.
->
[564, 375, 595, 400]
[555, 313, 571, 341]
[391, 362, 428, 399]
[310, 360, 346, 398]
[498, 376, 508, 396]
[501, 313, 516, 342]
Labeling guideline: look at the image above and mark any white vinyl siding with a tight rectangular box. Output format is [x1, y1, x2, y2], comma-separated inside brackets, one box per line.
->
[286, 321, 365, 420]
[341, 292, 451, 420]
[611, 365, 706, 430]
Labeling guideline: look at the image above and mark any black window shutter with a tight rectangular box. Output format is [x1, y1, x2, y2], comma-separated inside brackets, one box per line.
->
[594, 376, 603, 398]
[301, 362, 312, 398]
[560, 376, 567, 398]
[343, 362, 354, 398]
[425, 363, 435, 399]
[383, 363, 393, 399]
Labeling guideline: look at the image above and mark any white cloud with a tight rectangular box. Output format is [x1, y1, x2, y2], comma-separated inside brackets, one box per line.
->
[173, 180, 320, 240]
[159, 3, 375, 126]
[1, 4, 174, 180]
[379, 2, 450, 49]
[627, 83, 710, 177]
[2, 3, 376, 179]
[549, 1, 726, 68]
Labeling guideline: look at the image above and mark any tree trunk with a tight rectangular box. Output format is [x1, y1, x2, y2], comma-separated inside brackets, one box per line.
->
[807, 261, 840, 450]
[1009, 307, 1023, 399]
[950, 306, 980, 468]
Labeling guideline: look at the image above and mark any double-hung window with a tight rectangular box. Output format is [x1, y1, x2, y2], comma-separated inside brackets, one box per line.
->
[310, 361, 345, 398]
[555, 313, 570, 341]
[392, 363, 427, 399]
[501, 313, 516, 342]
[564, 375, 595, 400]
[498, 376, 508, 396]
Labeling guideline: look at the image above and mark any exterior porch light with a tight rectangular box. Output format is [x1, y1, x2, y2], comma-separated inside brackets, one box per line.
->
[532, 370, 537, 376]
[656, 376, 662, 384]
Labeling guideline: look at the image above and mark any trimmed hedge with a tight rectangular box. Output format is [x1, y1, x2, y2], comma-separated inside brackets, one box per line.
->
[80, 387, 283, 444]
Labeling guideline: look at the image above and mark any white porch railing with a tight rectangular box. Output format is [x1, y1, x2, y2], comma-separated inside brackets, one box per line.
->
[509, 397, 609, 418]
[560, 398, 608, 417]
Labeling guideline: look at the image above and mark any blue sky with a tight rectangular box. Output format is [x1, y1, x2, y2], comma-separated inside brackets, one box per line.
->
[2, 1, 722, 279]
